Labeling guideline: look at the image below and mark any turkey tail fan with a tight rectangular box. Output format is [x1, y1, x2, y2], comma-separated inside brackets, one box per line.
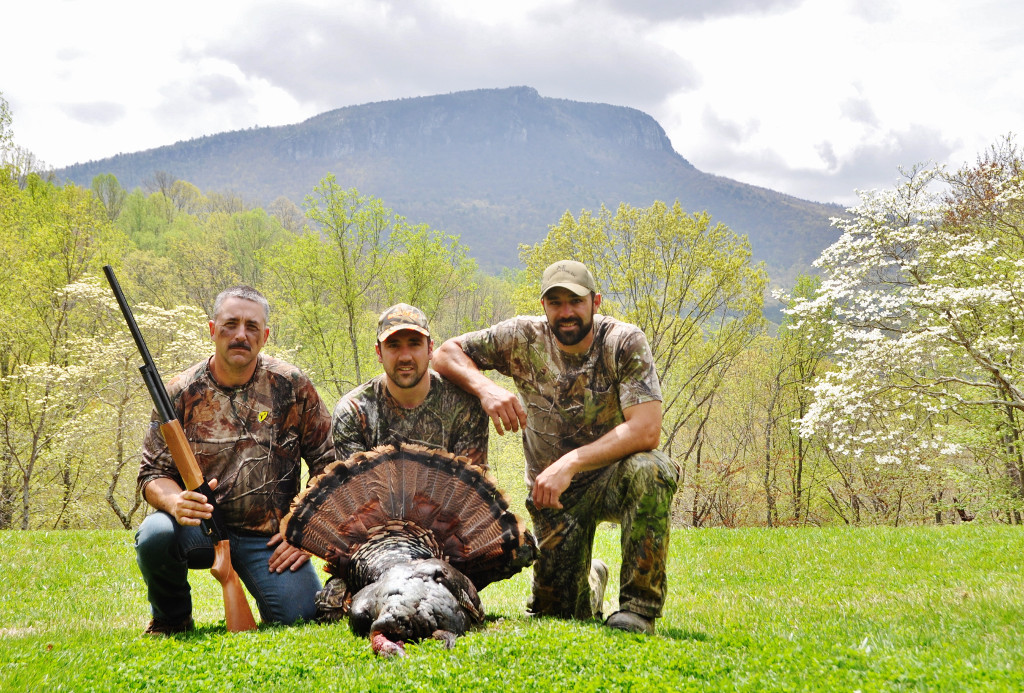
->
[282, 443, 537, 589]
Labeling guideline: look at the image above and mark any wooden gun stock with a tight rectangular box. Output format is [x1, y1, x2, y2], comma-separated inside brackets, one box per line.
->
[104, 264, 256, 633]
[161, 420, 258, 633]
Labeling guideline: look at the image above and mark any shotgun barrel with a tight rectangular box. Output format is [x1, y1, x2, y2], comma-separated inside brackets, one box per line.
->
[103, 265, 257, 632]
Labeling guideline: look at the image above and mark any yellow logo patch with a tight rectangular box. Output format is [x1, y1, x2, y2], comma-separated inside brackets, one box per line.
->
[258, 411, 269, 422]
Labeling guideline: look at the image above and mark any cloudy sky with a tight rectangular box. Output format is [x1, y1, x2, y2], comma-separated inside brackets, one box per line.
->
[4, 0, 1022, 205]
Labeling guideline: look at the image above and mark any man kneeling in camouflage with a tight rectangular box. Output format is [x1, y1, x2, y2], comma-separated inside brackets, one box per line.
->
[434, 260, 679, 633]
[315, 303, 490, 621]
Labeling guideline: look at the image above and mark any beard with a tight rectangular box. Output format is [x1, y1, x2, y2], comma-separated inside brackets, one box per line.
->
[388, 362, 428, 389]
[551, 313, 594, 347]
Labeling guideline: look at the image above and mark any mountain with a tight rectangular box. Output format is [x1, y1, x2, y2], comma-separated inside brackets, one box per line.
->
[55, 86, 842, 283]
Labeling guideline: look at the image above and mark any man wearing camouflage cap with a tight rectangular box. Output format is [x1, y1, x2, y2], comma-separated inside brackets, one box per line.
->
[313, 303, 492, 620]
[433, 260, 679, 634]
[332, 303, 489, 468]
[136, 285, 334, 634]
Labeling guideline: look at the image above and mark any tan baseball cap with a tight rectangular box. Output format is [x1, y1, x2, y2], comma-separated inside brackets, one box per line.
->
[377, 303, 430, 342]
[540, 260, 597, 298]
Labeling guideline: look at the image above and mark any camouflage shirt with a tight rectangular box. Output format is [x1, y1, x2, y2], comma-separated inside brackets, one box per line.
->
[333, 370, 489, 469]
[138, 354, 335, 535]
[459, 315, 661, 484]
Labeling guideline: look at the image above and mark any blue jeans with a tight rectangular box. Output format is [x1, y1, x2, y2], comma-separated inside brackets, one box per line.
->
[135, 511, 321, 625]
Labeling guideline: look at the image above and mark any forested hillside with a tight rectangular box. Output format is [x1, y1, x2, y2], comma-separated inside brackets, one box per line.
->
[55, 87, 842, 284]
[3, 92, 1023, 534]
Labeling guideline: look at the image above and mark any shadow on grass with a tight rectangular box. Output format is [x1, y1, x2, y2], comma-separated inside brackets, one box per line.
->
[166, 623, 223, 639]
[482, 612, 707, 644]
[589, 623, 707, 643]
[656, 625, 707, 642]
[162, 620, 281, 638]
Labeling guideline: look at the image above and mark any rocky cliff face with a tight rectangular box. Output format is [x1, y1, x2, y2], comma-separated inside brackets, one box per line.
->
[268, 86, 680, 185]
[287, 87, 674, 155]
[56, 86, 838, 280]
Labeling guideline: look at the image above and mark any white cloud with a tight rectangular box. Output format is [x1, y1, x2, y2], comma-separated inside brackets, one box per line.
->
[199, 0, 695, 115]
[3, 0, 1022, 203]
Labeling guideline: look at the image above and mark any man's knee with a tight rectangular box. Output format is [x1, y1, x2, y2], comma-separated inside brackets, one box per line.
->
[622, 450, 680, 499]
[135, 511, 214, 569]
[135, 511, 177, 565]
[262, 569, 320, 625]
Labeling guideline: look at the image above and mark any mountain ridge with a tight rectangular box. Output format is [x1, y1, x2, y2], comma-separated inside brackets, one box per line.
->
[55, 86, 841, 282]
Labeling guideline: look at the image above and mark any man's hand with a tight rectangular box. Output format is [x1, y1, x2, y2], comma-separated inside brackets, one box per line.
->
[266, 533, 311, 573]
[433, 337, 526, 434]
[168, 477, 218, 527]
[480, 382, 528, 435]
[528, 401, 663, 510]
[531, 459, 575, 509]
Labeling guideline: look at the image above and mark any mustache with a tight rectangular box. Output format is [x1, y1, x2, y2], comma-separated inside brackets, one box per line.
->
[228, 342, 251, 351]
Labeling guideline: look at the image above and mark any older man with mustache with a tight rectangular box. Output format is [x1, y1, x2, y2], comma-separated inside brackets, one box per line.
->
[134, 285, 335, 635]
[433, 260, 679, 634]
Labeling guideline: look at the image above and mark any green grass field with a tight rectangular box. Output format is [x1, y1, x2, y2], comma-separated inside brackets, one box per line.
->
[1, 524, 1022, 691]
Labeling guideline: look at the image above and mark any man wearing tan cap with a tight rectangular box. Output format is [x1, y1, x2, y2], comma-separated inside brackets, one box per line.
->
[434, 260, 679, 634]
[332, 303, 489, 468]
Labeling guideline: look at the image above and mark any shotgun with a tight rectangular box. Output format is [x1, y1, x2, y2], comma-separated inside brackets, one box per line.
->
[103, 265, 257, 632]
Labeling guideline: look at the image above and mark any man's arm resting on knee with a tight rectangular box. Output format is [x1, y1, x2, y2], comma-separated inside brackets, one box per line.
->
[532, 400, 662, 509]
[433, 337, 527, 435]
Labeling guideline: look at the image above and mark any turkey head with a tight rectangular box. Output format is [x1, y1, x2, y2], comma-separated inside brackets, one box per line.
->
[350, 558, 484, 656]
[282, 443, 537, 655]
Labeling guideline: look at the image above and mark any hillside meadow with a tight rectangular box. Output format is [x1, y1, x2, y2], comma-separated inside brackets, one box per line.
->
[2, 524, 1022, 691]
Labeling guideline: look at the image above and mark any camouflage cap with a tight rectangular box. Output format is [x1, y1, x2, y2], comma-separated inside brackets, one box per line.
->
[377, 303, 430, 342]
[540, 260, 597, 298]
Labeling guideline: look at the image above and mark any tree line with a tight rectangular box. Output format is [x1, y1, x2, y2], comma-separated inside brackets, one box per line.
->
[2, 93, 1022, 530]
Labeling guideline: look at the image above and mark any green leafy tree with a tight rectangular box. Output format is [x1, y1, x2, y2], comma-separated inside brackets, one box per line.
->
[266, 177, 397, 391]
[116, 190, 172, 253]
[165, 216, 240, 317]
[167, 180, 205, 217]
[0, 176, 127, 528]
[268, 195, 305, 234]
[379, 222, 479, 340]
[0, 91, 12, 159]
[91, 174, 127, 222]
[221, 208, 289, 287]
[263, 232, 357, 397]
[772, 274, 832, 523]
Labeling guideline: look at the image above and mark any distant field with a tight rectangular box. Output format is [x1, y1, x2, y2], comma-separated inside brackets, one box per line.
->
[1, 525, 1022, 691]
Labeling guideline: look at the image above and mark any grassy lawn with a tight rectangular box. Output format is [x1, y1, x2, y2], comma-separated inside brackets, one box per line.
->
[1, 524, 1022, 691]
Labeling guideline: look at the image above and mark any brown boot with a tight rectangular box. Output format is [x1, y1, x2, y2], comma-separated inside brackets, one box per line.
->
[144, 616, 195, 636]
[605, 610, 654, 634]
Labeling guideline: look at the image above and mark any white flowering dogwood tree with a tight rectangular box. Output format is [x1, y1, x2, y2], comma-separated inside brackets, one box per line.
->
[789, 139, 1024, 522]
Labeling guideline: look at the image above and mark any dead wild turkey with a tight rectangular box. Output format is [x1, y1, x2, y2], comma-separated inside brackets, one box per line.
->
[282, 443, 537, 656]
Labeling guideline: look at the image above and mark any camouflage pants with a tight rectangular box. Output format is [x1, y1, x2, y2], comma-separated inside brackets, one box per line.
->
[526, 450, 679, 620]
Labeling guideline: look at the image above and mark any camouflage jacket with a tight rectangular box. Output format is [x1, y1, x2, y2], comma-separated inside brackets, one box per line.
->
[459, 315, 661, 484]
[138, 354, 335, 535]
[333, 370, 489, 469]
